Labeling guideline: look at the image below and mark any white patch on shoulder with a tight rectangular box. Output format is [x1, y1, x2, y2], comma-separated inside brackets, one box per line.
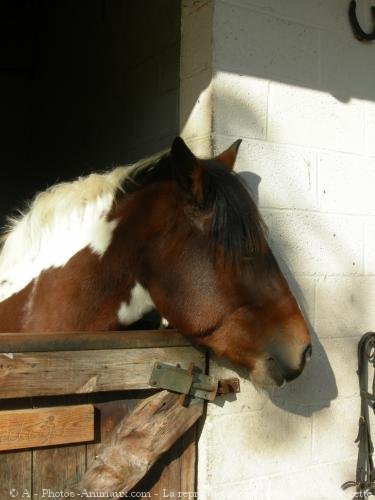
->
[0, 149, 167, 303]
[89, 218, 119, 257]
[117, 282, 155, 326]
[160, 317, 170, 328]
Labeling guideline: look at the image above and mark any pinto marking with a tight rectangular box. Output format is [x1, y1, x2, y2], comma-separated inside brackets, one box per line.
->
[0, 170, 125, 302]
[0, 152, 165, 303]
[117, 283, 155, 326]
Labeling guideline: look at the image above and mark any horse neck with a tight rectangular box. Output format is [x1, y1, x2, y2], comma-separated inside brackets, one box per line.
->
[0, 187, 160, 332]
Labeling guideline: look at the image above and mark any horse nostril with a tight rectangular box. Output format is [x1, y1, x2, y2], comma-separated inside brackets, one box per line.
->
[303, 344, 312, 363]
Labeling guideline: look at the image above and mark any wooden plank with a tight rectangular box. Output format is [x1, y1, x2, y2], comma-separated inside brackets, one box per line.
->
[150, 442, 182, 498]
[180, 425, 197, 494]
[145, 437, 183, 498]
[33, 445, 86, 499]
[0, 399, 32, 499]
[132, 422, 197, 498]
[0, 347, 205, 399]
[65, 390, 204, 495]
[0, 405, 94, 451]
[31, 393, 88, 500]
[0, 329, 190, 352]
[0, 450, 32, 499]
[0, 396, 199, 498]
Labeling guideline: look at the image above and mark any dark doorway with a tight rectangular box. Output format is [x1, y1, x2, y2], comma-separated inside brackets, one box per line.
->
[0, 0, 180, 224]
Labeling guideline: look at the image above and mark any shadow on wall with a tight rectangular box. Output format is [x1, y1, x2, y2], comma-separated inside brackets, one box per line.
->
[267, 258, 338, 417]
[211, 0, 375, 105]
[241, 171, 338, 417]
[182, 78, 339, 416]
[227, 174, 338, 418]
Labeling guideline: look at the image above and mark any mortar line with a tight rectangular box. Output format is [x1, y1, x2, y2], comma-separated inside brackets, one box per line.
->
[313, 277, 318, 335]
[317, 28, 322, 87]
[265, 79, 270, 141]
[316, 150, 320, 212]
[214, 132, 373, 159]
[363, 216, 367, 274]
[219, 0, 351, 35]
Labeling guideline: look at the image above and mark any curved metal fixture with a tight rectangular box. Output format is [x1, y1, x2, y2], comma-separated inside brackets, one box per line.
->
[349, 0, 375, 41]
[342, 332, 375, 498]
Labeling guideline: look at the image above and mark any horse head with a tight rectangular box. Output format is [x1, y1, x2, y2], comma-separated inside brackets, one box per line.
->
[115, 137, 311, 387]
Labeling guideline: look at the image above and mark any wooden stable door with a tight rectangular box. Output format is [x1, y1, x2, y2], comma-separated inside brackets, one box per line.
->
[0, 330, 205, 499]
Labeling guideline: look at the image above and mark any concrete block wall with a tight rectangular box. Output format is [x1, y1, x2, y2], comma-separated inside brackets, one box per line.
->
[180, 1, 375, 499]
[180, 0, 214, 157]
[122, 0, 181, 161]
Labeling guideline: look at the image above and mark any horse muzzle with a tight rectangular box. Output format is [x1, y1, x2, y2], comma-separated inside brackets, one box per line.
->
[251, 342, 312, 388]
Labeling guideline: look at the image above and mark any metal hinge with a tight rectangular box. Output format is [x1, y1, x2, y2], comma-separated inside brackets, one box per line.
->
[148, 361, 240, 405]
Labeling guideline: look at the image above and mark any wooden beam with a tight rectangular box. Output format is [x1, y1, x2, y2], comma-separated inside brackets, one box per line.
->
[0, 329, 190, 352]
[0, 405, 94, 451]
[66, 390, 203, 495]
[0, 347, 205, 399]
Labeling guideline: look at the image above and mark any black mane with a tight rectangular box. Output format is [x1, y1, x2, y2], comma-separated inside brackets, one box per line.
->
[123, 153, 268, 261]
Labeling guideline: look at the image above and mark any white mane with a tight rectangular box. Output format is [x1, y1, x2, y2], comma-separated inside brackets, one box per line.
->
[0, 151, 165, 303]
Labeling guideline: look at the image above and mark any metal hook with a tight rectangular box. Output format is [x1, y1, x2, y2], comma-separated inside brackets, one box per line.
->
[349, 0, 375, 41]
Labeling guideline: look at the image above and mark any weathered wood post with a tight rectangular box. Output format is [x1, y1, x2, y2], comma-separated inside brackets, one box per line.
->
[65, 390, 203, 495]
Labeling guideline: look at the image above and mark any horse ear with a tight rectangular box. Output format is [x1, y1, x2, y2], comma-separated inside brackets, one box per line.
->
[171, 137, 203, 201]
[214, 139, 242, 170]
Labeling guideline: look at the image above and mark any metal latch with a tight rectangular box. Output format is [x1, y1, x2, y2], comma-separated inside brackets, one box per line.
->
[149, 361, 240, 405]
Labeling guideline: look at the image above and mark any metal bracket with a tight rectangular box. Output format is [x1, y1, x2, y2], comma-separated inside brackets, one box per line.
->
[148, 361, 240, 405]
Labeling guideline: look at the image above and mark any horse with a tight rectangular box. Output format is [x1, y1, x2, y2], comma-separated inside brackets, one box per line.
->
[0, 137, 311, 387]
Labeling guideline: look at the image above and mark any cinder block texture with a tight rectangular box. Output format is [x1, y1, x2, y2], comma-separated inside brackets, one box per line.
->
[366, 102, 375, 157]
[180, 0, 374, 499]
[180, 1, 214, 146]
[218, 0, 351, 32]
[320, 30, 375, 100]
[205, 479, 269, 500]
[316, 277, 375, 338]
[268, 460, 356, 500]
[318, 152, 375, 214]
[312, 398, 359, 463]
[180, 69, 213, 141]
[365, 218, 375, 274]
[264, 211, 363, 276]
[180, 0, 213, 78]
[268, 83, 365, 153]
[230, 137, 317, 211]
[202, 407, 312, 484]
[214, 1, 319, 85]
[213, 73, 268, 140]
